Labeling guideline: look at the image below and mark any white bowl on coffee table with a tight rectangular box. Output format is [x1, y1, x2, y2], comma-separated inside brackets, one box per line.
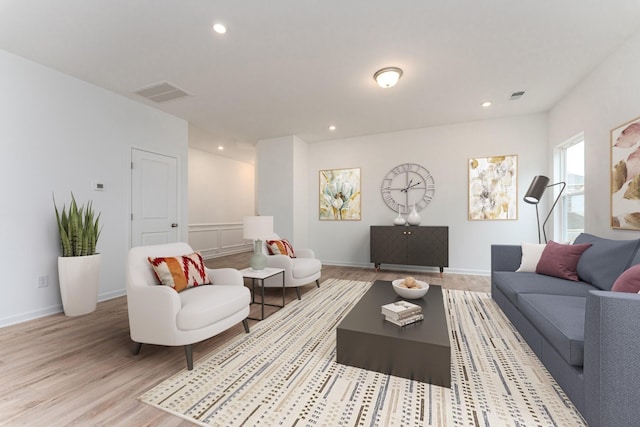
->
[391, 279, 429, 299]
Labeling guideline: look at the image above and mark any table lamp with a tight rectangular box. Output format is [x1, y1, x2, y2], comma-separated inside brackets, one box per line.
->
[243, 216, 274, 270]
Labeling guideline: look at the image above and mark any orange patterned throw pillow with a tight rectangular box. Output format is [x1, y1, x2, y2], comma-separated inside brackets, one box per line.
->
[148, 252, 211, 292]
[266, 239, 296, 258]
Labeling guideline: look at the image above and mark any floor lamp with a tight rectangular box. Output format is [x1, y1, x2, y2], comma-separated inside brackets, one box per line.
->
[523, 175, 566, 243]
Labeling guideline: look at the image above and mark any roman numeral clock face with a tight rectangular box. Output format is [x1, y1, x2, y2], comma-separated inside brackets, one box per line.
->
[381, 163, 436, 214]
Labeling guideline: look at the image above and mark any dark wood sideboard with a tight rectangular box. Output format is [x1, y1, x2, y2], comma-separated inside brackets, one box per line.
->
[370, 226, 449, 276]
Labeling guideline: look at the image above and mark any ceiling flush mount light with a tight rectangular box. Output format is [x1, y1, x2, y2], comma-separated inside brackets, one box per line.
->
[329, 125, 336, 131]
[481, 101, 492, 108]
[218, 145, 224, 150]
[213, 23, 227, 34]
[373, 67, 403, 88]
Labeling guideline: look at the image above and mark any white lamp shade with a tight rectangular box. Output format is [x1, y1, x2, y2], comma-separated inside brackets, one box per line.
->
[243, 216, 274, 240]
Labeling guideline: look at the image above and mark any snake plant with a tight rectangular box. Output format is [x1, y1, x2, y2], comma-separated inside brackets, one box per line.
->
[53, 193, 102, 257]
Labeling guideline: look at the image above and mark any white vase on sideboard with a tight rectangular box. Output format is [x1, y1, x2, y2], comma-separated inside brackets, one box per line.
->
[407, 205, 421, 226]
[393, 209, 406, 226]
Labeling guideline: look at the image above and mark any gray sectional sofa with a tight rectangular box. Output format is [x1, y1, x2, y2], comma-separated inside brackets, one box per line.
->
[491, 233, 640, 427]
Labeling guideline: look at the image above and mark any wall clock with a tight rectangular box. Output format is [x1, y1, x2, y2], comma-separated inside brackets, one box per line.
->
[381, 163, 436, 214]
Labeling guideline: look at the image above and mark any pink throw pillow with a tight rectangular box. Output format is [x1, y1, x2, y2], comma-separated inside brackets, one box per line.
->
[535, 240, 592, 281]
[612, 264, 640, 293]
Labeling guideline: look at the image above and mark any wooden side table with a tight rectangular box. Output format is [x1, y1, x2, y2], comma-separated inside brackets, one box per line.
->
[240, 267, 285, 320]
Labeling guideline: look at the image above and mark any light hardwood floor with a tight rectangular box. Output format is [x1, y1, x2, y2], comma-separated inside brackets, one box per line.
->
[0, 253, 489, 426]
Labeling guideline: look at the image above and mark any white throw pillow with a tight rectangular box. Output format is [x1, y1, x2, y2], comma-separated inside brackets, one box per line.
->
[516, 242, 547, 272]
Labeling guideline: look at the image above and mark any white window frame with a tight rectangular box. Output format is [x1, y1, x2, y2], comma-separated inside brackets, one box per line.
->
[555, 133, 585, 243]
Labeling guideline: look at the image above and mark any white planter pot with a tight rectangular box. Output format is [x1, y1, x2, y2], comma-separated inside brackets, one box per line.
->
[58, 254, 101, 316]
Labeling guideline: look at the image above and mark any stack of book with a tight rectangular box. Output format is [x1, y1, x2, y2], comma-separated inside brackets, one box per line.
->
[381, 300, 423, 326]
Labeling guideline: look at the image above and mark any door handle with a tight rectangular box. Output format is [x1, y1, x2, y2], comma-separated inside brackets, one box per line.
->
[171, 223, 178, 228]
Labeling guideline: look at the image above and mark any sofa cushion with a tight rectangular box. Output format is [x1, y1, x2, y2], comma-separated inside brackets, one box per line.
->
[536, 240, 592, 281]
[518, 294, 586, 367]
[612, 264, 640, 293]
[493, 271, 595, 307]
[574, 233, 640, 290]
[516, 242, 546, 272]
[148, 252, 211, 292]
[177, 285, 250, 331]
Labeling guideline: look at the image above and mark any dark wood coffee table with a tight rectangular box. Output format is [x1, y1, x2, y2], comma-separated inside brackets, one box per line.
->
[336, 280, 450, 387]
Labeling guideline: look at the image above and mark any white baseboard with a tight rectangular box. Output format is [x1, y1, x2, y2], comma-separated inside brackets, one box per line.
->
[99, 289, 126, 301]
[0, 305, 62, 328]
[0, 259, 487, 329]
[0, 289, 128, 328]
[321, 260, 490, 277]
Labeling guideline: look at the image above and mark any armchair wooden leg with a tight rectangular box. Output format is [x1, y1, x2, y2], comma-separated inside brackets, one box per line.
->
[132, 342, 143, 355]
[185, 344, 193, 371]
[242, 318, 250, 333]
[296, 287, 301, 300]
[316, 279, 320, 288]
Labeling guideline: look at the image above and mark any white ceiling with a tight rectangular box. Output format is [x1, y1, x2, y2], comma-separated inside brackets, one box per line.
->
[2, 1, 640, 164]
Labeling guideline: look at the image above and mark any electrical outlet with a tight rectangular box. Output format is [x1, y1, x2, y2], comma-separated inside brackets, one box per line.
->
[38, 274, 48, 288]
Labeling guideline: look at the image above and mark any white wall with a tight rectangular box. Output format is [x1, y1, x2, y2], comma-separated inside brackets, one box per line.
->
[0, 49, 188, 327]
[306, 114, 549, 274]
[292, 136, 310, 248]
[549, 29, 640, 239]
[188, 147, 254, 257]
[256, 136, 296, 241]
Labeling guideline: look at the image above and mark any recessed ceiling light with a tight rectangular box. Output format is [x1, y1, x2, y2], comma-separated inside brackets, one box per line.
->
[329, 125, 336, 131]
[481, 101, 492, 108]
[213, 23, 227, 34]
[218, 145, 224, 150]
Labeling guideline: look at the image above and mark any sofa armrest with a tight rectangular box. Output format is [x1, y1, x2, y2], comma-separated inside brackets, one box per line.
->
[584, 290, 640, 426]
[490, 245, 522, 273]
[206, 267, 243, 286]
[126, 284, 182, 343]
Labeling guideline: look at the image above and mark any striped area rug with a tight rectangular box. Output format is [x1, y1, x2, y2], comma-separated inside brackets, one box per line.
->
[139, 279, 586, 426]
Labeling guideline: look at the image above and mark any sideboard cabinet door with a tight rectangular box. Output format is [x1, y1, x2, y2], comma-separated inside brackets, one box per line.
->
[407, 226, 449, 268]
[370, 226, 406, 265]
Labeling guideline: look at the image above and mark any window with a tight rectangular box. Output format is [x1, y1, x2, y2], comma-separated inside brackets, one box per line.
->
[557, 135, 584, 242]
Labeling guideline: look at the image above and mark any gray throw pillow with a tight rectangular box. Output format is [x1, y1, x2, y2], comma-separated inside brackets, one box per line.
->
[574, 233, 640, 290]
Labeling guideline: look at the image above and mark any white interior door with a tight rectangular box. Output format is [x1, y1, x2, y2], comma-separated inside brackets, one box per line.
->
[131, 148, 179, 247]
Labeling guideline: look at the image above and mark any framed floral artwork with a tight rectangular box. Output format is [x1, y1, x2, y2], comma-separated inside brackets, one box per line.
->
[319, 168, 361, 220]
[468, 155, 518, 220]
[611, 116, 640, 229]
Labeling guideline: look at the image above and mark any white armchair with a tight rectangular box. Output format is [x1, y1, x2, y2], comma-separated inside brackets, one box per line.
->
[126, 242, 251, 370]
[262, 234, 322, 299]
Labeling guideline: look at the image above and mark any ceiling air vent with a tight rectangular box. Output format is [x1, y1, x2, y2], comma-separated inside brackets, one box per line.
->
[509, 91, 525, 101]
[133, 81, 191, 103]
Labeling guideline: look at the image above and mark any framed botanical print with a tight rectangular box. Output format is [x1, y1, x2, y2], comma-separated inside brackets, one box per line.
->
[611, 116, 640, 229]
[468, 155, 518, 220]
[319, 168, 361, 220]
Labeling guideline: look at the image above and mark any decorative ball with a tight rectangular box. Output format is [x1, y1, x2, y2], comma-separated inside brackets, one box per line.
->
[391, 279, 429, 299]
